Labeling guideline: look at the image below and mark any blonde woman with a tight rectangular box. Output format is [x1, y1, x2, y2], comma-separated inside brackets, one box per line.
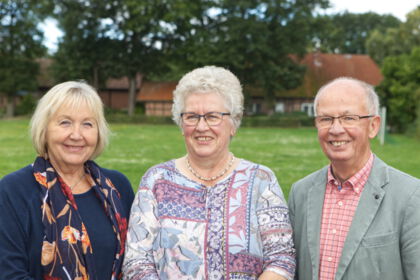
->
[0, 81, 134, 279]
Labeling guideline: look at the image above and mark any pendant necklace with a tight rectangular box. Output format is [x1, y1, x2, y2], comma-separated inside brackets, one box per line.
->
[68, 172, 86, 191]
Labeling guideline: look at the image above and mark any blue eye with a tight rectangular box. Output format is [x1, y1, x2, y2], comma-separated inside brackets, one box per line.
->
[59, 120, 71, 126]
[83, 122, 93, 127]
[342, 115, 358, 121]
[185, 114, 199, 120]
[205, 113, 220, 120]
[319, 117, 332, 122]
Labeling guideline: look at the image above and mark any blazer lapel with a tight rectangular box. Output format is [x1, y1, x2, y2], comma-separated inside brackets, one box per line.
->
[307, 167, 328, 279]
[334, 157, 389, 280]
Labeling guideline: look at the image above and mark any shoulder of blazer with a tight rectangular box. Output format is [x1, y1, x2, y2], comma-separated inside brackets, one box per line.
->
[292, 165, 329, 193]
[370, 156, 420, 196]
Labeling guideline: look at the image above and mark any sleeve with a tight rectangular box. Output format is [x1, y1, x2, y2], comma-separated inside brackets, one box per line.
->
[287, 183, 296, 233]
[286, 183, 299, 280]
[122, 172, 161, 280]
[0, 178, 36, 280]
[401, 185, 420, 280]
[256, 171, 296, 280]
[114, 171, 135, 215]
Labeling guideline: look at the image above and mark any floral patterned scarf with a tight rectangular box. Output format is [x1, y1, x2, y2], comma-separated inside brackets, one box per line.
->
[33, 156, 128, 280]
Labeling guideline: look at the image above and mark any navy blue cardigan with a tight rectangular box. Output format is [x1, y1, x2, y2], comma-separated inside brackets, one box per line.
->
[0, 164, 135, 280]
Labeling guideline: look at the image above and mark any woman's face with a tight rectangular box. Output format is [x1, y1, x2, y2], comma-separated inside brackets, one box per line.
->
[182, 92, 235, 161]
[46, 101, 98, 171]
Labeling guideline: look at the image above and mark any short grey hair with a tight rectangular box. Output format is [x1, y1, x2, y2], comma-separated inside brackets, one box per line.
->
[314, 77, 380, 116]
[30, 81, 109, 159]
[172, 66, 244, 130]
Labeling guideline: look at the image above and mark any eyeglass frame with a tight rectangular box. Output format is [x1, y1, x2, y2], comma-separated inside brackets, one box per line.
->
[314, 114, 374, 128]
[180, 111, 231, 126]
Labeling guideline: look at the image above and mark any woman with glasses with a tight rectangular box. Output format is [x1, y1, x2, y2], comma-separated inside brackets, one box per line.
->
[122, 66, 295, 280]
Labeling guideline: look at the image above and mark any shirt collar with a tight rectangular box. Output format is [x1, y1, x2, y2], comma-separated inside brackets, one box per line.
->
[327, 153, 374, 195]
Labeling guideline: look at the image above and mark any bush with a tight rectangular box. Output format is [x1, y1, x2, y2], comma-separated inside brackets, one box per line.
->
[242, 114, 313, 127]
[15, 94, 36, 116]
[105, 111, 314, 127]
[106, 112, 174, 125]
[415, 89, 420, 139]
[378, 47, 420, 132]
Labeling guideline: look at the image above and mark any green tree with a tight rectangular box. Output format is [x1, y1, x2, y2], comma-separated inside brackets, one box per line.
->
[377, 47, 420, 132]
[367, 7, 420, 64]
[177, 0, 329, 111]
[48, 0, 331, 115]
[310, 12, 400, 54]
[0, 0, 49, 117]
[415, 88, 420, 139]
[365, 28, 404, 65]
[50, 0, 210, 116]
[51, 0, 118, 89]
[102, 0, 210, 116]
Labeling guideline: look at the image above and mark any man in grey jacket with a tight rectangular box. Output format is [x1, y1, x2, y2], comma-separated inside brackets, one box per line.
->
[288, 77, 420, 280]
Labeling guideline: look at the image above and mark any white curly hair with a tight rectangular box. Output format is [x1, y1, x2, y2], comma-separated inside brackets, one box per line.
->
[172, 66, 244, 130]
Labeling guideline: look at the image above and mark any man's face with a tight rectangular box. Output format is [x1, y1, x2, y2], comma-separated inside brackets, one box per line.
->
[315, 81, 380, 171]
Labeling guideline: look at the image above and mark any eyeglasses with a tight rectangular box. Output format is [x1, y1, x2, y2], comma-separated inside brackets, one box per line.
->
[180, 112, 231, 126]
[315, 114, 374, 128]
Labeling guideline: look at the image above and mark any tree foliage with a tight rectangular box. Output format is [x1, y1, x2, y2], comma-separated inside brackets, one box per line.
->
[377, 47, 420, 132]
[105, 0, 211, 115]
[310, 12, 400, 54]
[45, 0, 329, 115]
[174, 0, 329, 111]
[56, 0, 328, 114]
[368, 7, 420, 133]
[0, 0, 50, 116]
[51, 0, 119, 89]
[367, 7, 420, 64]
[51, 0, 210, 116]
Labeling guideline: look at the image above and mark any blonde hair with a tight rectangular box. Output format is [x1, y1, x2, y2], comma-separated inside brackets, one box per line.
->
[30, 81, 109, 159]
[172, 66, 244, 129]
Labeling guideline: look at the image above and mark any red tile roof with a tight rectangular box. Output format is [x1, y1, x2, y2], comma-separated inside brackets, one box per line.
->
[105, 74, 143, 89]
[137, 81, 177, 101]
[136, 53, 383, 101]
[36, 53, 383, 101]
[284, 52, 383, 98]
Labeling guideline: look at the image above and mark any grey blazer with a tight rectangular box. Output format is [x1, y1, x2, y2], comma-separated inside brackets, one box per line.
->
[288, 156, 420, 280]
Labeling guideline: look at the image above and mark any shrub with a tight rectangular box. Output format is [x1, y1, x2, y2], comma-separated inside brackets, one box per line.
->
[15, 94, 36, 116]
[241, 114, 313, 127]
[105, 111, 314, 128]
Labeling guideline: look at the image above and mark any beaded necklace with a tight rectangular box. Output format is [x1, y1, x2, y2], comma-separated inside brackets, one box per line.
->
[186, 153, 235, 182]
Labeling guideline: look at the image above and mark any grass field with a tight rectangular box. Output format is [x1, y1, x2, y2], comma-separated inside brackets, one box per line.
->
[1, 118, 419, 198]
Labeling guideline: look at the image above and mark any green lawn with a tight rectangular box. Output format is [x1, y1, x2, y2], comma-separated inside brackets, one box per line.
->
[1, 118, 419, 198]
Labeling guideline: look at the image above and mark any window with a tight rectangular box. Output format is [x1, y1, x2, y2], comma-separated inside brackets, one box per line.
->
[248, 103, 261, 114]
[275, 102, 285, 113]
[301, 103, 314, 117]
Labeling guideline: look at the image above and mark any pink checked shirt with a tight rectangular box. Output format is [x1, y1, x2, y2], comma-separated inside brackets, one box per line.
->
[318, 153, 374, 280]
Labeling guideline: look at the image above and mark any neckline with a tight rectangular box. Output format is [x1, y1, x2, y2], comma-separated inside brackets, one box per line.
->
[73, 187, 95, 197]
[186, 153, 235, 182]
[172, 158, 244, 188]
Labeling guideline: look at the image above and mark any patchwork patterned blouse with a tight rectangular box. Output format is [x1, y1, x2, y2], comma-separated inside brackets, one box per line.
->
[123, 159, 295, 280]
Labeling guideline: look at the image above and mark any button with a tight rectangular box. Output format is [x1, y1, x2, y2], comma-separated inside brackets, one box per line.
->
[327, 257, 333, 262]
[355, 187, 359, 192]
[338, 201, 343, 207]
[332, 229, 337, 234]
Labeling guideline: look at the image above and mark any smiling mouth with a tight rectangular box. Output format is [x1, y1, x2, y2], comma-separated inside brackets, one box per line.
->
[65, 145, 84, 151]
[196, 136, 212, 141]
[330, 141, 348, 147]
